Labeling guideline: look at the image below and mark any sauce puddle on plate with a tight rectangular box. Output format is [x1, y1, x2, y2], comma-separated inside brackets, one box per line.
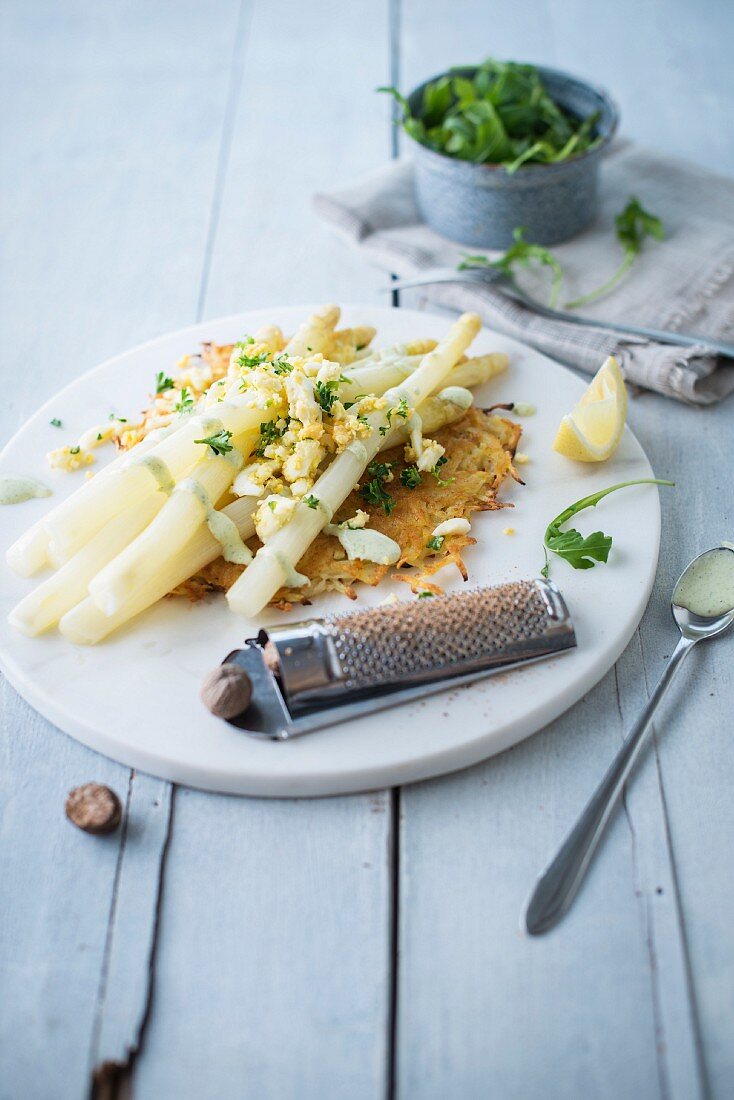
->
[0, 475, 52, 505]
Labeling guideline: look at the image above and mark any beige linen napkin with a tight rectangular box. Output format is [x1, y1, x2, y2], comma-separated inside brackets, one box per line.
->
[314, 144, 734, 404]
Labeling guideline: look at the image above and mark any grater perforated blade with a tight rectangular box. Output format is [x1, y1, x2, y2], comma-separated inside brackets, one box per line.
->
[218, 579, 576, 740]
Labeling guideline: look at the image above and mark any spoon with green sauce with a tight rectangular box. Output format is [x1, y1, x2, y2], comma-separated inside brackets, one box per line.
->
[525, 545, 734, 935]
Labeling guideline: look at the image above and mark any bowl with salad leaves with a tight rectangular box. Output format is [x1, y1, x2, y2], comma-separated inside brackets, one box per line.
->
[380, 59, 618, 248]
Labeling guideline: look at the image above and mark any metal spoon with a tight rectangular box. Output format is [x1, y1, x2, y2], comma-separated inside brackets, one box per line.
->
[524, 546, 734, 936]
[384, 268, 734, 360]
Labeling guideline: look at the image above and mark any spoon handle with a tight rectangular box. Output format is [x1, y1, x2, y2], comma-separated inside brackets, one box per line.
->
[524, 635, 695, 935]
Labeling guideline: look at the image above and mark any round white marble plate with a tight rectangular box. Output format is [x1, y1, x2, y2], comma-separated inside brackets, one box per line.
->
[0, 306, 663, 796]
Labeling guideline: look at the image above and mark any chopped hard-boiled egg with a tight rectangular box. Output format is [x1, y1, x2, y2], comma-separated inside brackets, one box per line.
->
[432, 518, 471, 538]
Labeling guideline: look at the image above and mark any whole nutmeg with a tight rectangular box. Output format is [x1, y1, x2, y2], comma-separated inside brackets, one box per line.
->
[65, 783, 122, 834]
[201, 663, 253, 719]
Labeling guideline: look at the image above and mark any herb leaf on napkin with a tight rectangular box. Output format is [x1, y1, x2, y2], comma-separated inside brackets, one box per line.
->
[460, 228, 564, 307]
[565, 197, 664, 308]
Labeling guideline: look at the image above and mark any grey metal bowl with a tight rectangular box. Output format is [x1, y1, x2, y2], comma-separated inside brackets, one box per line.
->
[407, 64, 619, 249]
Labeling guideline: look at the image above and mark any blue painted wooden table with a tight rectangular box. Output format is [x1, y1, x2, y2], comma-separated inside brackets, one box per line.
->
[1, 2, 733, 1097]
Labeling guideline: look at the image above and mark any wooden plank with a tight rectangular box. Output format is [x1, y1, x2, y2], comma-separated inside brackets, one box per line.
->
[200, 0, 391, 314]
[0, 1, 241, 1094]
[131, 2, 395, 1096]
[134, 788, 393, 1099]
[0, 683, 130, 1100]
[396, 663, 699, 1100]
[90, 775, 173, 1074]
[628, 394, 734, 1099]
[394, 2, 733, 1096]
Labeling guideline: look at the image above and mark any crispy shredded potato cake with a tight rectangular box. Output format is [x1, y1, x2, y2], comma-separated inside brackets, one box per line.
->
[176, 407, 521, 607]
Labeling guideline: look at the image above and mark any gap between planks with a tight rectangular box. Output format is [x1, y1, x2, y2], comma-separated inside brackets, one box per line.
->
[90, 1, 251, 1093]
[633, 639, 712, 1100]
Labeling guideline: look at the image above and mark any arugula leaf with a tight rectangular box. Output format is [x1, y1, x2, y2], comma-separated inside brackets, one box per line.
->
[379, 59, 600, 172]
[565, 197, 664, 308]
[541, 478, 674, 578]
[459, 227, 564, 308]
[194, 428, 234, 457]
[155, 371, 175, 394]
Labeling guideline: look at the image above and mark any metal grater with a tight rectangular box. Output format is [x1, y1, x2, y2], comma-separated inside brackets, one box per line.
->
[216, 578, 576, 740]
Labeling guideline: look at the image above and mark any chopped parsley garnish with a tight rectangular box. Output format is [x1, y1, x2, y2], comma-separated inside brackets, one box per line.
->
[174, 388, 194, 414]
[303, 495, 320, 509]
[314, 376, 352, 415]
[50, 418, 62, 428]
[155, 371, 175, 394]
[430, 455, 453, 486]
[96, 432, 103, 441]
[108, 412, 127, 422]
[426, 535, 444, 551]
[359, 460, 396, 516]
[254, 420, 284, 457]
[272, 353, 292, 375]
[314, 379, 340, 414]
[69, 445, 80, 455]
[379, 398, 410, 437]
[417, 590, 435, 599]
[400, 465, 422, 489]
[366, 460, 392, 481]
[234, 338, 268, 369]
[194, 428, 234, 457]
[268, 500, 277, 512]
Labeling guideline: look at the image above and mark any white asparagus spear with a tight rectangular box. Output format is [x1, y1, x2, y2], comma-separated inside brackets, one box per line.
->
[40, 306, 336, 563]
[54, 387, 478, 644]
[226, 313, 481, 617]
[59, 497, 259, 645]
[6, 525, 53, 578]
[284, 304, 340, 356]
[5, 422, 178, 577]
[341, 350, 507, 405]
[43, 402, 271, 562]
[7, 494, 165, 636]
[88, 437, 252, 617]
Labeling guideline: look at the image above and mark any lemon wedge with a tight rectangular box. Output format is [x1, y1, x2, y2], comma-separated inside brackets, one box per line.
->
[553, 356, 627, 462]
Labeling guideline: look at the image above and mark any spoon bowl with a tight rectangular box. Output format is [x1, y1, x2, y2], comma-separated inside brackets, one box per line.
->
[524, 544, 734, 935]
[672, 546, 734, 640]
